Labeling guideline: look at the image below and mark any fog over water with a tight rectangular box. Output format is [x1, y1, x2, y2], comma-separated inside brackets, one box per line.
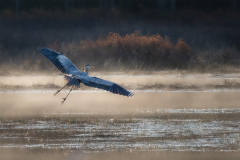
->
[0, 73, 240, 159]
[2, 73, 240, 86]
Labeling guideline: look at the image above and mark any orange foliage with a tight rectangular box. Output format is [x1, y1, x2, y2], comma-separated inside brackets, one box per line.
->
[176, 39, 191, 55]
[49, 31, 192, 69]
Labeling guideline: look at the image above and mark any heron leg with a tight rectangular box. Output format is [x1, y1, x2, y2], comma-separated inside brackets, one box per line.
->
[54, 83, 68, 96]
[61, 89, 72, 104]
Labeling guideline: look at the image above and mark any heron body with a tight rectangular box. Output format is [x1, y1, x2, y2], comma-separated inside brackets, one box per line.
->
[38, 47, 133, 104]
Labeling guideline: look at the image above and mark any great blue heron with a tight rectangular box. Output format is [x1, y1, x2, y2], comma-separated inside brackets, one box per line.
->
[38, 47, 133, 104]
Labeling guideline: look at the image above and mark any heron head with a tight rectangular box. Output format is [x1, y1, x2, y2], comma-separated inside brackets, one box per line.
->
[85, 64, 94, 69]
[84, 65, 94, 74]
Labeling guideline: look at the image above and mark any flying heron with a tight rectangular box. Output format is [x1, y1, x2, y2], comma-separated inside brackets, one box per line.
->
[38, 47, 133, 104]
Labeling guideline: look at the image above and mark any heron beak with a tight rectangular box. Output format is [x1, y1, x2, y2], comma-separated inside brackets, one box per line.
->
[92, 66, 95, 68]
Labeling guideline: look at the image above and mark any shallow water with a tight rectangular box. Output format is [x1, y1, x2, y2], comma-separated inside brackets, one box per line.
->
[0, 109, 239, 152]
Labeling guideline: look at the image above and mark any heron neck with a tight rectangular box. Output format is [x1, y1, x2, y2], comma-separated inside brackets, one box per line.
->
[85, 68, 89, 74]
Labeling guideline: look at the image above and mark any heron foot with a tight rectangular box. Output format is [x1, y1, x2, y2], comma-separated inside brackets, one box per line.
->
[54, 90, 60, 96]
[60, 89, 72, 105]
[61, 98, 66, 104]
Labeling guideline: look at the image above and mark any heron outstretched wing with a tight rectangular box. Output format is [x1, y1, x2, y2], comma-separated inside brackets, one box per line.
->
[38, 47, 81, 75]
[81, 76, 134, 97]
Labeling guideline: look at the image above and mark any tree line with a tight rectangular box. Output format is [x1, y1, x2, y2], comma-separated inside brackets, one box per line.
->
[1, 0, 239, 15]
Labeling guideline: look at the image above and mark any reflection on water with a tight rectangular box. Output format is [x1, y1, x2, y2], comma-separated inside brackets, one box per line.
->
[0, 109, 239, 152]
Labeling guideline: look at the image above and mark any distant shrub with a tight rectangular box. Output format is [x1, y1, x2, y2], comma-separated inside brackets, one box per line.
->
[47, 31, 192, 70]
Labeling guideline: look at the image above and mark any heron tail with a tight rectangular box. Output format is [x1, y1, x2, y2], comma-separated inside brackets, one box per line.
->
[64, 75, 80, 89]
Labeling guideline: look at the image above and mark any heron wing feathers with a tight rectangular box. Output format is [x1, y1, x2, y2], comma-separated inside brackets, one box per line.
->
[81, 76, 133, 97]
[39, 47, 134, 97]
[39, 47, 81, 75]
